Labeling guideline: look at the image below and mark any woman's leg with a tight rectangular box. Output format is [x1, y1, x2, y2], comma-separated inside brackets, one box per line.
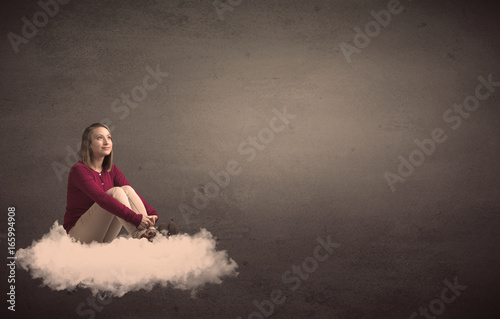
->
[101, 217, 124, 243]
[120, 185, 148, 219]
[118, 185, 156, 239]
[69, 187, 128, 243]
[69, 186, 150, 243]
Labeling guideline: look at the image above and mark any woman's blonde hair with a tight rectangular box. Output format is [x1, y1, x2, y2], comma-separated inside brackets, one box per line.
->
[78, 123, 113, 172]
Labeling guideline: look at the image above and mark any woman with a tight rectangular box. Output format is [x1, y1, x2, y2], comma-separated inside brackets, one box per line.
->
[63, 123, 165, 243]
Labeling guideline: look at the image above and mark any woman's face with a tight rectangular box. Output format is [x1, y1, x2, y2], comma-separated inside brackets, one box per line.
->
[89, 127, 112, 159]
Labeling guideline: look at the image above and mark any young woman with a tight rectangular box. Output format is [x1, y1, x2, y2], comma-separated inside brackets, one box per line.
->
[63, 123, 165, 243]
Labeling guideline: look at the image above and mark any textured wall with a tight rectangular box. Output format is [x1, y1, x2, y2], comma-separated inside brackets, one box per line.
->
[1, 0, 499, 318]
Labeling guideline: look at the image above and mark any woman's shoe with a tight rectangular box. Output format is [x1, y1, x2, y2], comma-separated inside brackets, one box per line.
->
[132, 226, 157, 240]
[143, 227, 157, 240]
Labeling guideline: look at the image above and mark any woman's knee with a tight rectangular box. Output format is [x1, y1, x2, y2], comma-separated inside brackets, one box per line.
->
[120, 185, 133, 191]
[120, 185, 136, 196]
[106, 187, 128, 202]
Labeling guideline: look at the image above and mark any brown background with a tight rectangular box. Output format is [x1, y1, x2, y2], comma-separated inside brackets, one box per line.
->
[1, 0, 499, 318]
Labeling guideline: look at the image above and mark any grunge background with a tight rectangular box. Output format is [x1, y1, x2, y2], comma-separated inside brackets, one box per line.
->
[1, 0, 499, 318]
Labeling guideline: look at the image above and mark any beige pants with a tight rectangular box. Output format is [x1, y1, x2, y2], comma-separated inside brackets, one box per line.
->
[69, 185, 146, 244]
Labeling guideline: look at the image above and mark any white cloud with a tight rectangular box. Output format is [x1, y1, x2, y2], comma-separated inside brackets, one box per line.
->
[16, 222, 238, 297]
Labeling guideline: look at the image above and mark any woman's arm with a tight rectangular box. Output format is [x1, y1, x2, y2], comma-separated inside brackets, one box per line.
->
[70, 165, 143, 227]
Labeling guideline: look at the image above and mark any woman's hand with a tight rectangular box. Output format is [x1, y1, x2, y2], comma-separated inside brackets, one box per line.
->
[150, 215, 158, 225]
[138, 215, 155, 230]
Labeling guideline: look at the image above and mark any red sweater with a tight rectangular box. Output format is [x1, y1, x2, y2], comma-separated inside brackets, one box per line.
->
[63, 162, 158, 233]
